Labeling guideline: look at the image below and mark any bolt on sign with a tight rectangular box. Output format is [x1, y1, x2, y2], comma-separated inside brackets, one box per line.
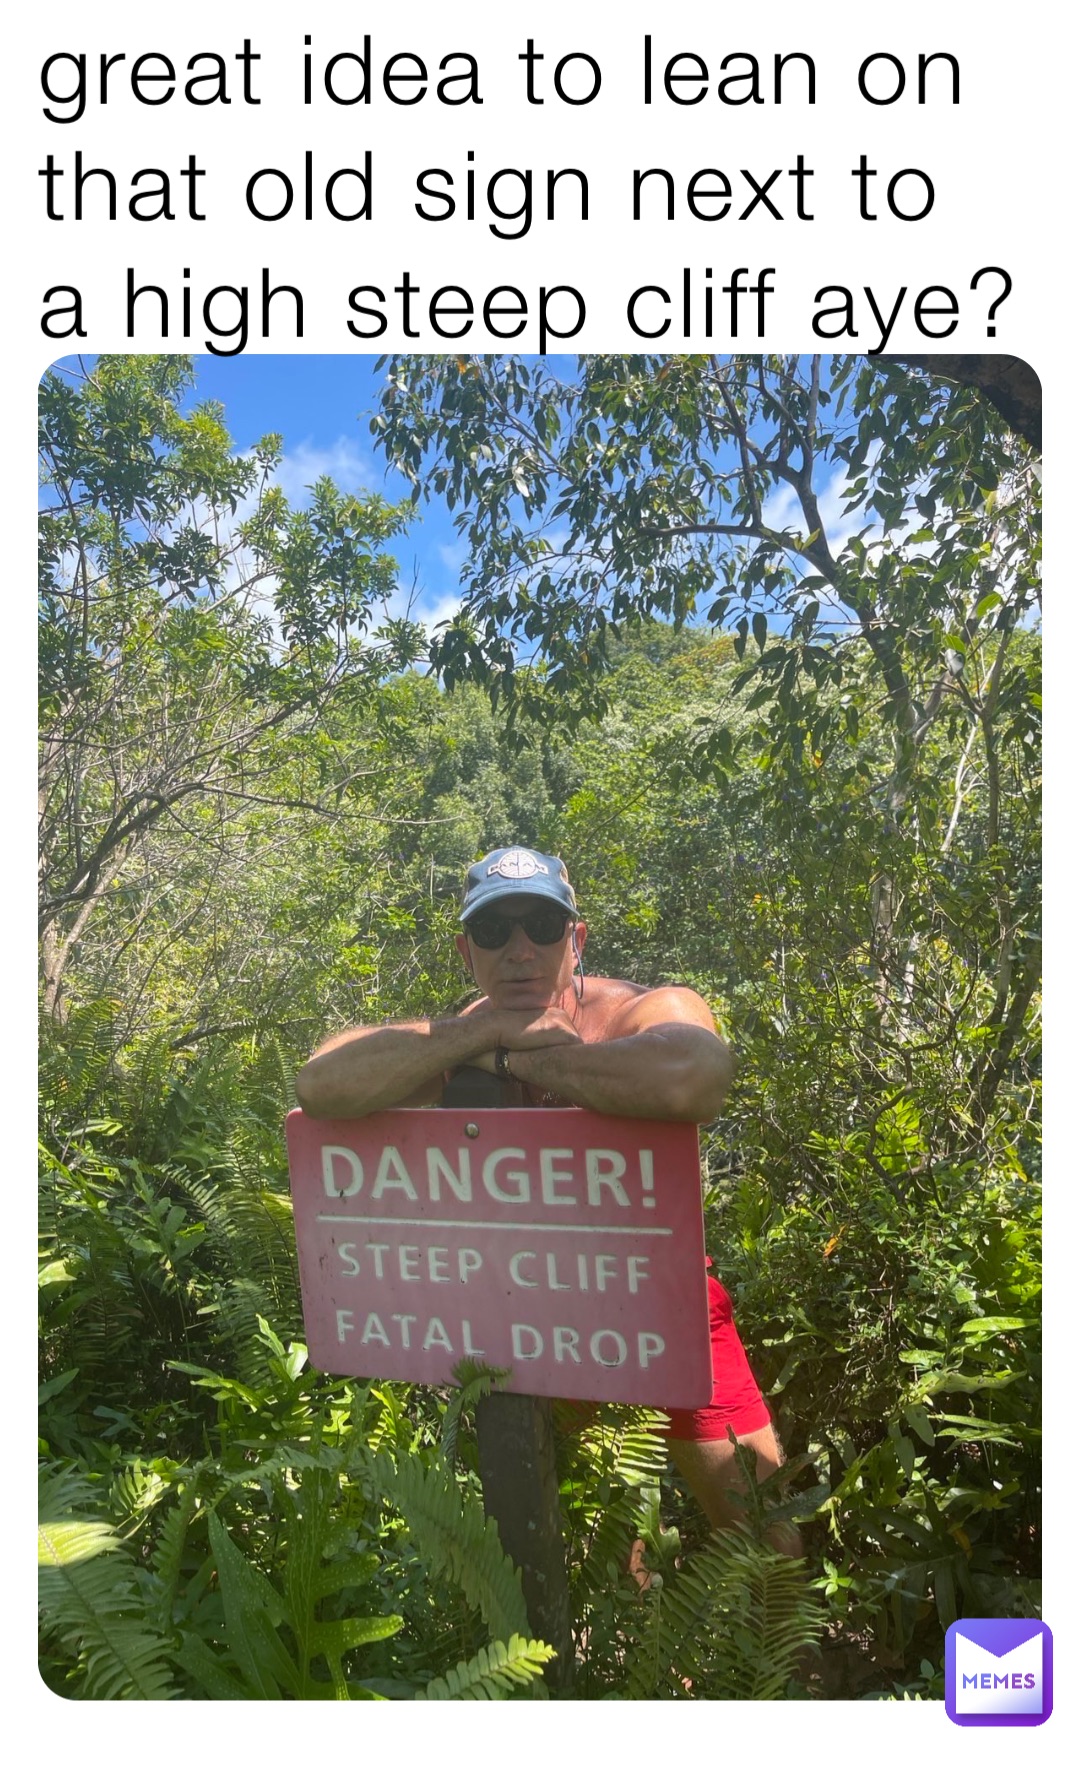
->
[285, 1107, 713, 1407]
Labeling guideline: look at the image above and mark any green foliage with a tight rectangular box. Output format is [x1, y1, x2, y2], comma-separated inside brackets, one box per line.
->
[362, 1448, 531, 1646]
[557, 1405, 670, 1604]
[553, 1416, 822, 1699]
[39, 355, 414, 1033]
[441, 1358, 512, 1466]
[618, 1529, 821, 1701]
[175, 1473, 403, 1700]
[417, 1635, 557, 1699]
[39, 1466, 178, 1700]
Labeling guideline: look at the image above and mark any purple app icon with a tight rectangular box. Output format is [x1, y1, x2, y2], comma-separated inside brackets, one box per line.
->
[945, 1619, 1052, 1726]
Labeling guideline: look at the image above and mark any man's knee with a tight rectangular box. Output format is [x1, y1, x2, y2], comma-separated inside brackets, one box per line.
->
[735, 1421, 785, 1480]
[667, 1423, 801, 1553]
[666, 1431, 756, 1527]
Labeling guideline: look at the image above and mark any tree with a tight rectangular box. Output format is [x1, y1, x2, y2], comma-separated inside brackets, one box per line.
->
[39, 355, 417, 1020]
[371, 354, 1040, 1139]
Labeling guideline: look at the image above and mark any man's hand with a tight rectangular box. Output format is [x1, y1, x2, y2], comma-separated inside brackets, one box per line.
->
[470, 1007, 582, 1074]
[508, 989, 734, 1122]
[498, 1007, 583, 1051]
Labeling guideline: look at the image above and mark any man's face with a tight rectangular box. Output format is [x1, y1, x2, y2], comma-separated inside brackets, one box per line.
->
[456, 894, 586, 1011]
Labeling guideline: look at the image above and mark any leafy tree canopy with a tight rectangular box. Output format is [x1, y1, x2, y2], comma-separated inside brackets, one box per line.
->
[39, 355, 418, 1021]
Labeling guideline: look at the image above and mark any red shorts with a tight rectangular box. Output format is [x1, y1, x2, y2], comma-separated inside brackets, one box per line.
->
[657, 1276, 772, 1442]
[553, 1275, 772, 1445]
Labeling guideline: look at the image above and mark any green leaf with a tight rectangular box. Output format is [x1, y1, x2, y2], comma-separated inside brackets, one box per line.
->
[957, 1316, 1034, 1337]
[206, 1512, 297, 1699]
[902, 1404, 936, 1447]
[933, 1560, 957, 1629]
[920, 1371, 1020, 1397]
[38, 1260, 77, 1289]
[417, 1635, 556, 1700]
[175, 1631, 255, 1701]
[309, 1614, 404, 1661]
[38, 1519, 119, 1569]
[38, 1368, 79, 1404]
[311, 1551, 382, 1601]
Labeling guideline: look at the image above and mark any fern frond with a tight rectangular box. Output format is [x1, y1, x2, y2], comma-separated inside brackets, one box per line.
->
[363, 1382, 429, 1457]
[39, 998, 122, 1128]
[442, 1359, 511, 1465]
[38, 1520, 118, 1567]
[417, 1635, 556, 1700]
[38, 1465, 100, 1522]
[617, 1528, 821, 1700]
[39, 1522, 177, 1700]
[181, 1466, 403, 1701]
[361, 1449, 531, 1645]
[576, 1507, 640, 1596]
[559, 1408, 669, 1599]
[110, 1459, 172, 1526]
[150, 1484, 199, 1632]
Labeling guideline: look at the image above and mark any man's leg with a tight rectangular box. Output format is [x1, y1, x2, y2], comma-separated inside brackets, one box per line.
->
[660, 1275, 802, 1556]
[668, 1424, 802, 1556]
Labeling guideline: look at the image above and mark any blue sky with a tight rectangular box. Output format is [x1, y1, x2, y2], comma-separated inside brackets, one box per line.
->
[183, 353, 470, 632]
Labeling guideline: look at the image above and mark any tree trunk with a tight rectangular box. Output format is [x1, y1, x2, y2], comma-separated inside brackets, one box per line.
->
[886, 356, 1041, 451]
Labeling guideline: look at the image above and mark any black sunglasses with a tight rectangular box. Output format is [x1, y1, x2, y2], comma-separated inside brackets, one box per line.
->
[465, 905, 572, 950]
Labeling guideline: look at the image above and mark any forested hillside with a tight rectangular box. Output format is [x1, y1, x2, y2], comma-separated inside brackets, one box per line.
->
[39, 354, 1040, 1700]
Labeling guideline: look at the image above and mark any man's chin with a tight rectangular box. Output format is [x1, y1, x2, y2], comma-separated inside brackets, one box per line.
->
[493, 982, 557, 1009]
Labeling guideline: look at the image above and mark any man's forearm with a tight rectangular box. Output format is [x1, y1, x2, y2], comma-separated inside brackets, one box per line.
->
[296, 1013, 502, 1118]
[507, 1024, 733, 1122]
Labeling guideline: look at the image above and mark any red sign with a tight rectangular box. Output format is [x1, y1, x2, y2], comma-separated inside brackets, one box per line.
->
[285, 1107, 712, 1408]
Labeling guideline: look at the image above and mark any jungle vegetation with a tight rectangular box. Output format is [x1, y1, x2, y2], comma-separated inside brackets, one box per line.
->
[39, 352, 1040, 1700]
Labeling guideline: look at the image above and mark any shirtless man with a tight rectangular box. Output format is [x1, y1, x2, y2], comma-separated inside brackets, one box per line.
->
[296, 844, 787, 1536]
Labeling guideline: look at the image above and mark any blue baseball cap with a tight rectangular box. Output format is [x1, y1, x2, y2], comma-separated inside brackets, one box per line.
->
[460, 846, 577, 922]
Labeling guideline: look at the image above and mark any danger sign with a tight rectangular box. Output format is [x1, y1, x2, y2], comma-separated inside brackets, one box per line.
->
[285, 1106, 712, 1407]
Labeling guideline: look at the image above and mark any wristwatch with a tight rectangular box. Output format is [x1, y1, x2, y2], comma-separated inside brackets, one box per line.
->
[494, 1045, 515, 1082]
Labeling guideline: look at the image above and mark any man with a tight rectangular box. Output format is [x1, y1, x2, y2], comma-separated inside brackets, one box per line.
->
[296, 844, 788, 1537]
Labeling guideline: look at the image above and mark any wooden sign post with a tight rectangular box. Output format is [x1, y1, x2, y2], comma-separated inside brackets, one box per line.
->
[285, 1099, 712, 1690]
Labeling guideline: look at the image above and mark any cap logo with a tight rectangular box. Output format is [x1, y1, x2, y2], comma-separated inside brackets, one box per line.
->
[488, 849, 549, 880]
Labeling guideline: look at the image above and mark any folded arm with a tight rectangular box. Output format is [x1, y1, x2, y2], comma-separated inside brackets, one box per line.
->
[294, 1003, 582, 1118]
[295, 1012, 503, 1117]
[505, 989, 733, 1123]
[295, 987, 732, 1124]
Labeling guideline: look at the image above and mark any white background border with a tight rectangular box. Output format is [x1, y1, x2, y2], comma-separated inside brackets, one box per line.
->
[14, 2, 1066, 1752]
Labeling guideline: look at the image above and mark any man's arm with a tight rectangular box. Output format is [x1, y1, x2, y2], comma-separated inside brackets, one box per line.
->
[505, 987, 733, 1122]
[295, 1013, 500, 1117]
[294, 1005, 582, 1118]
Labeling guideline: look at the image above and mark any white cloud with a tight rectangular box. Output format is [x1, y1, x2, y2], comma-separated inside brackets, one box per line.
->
[270, 437, 376, 506]
[437, 538, 470, 575]
[761, 460, 876, 561]
[413, 590, 465, 638]
[376, 575, 462, 640]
